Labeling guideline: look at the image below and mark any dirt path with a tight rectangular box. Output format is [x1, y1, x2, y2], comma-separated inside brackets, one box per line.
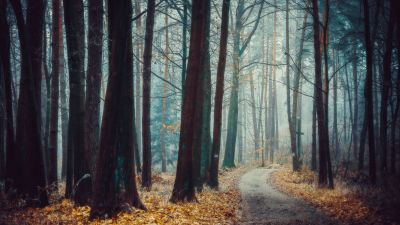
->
[238, 168, 339, 225]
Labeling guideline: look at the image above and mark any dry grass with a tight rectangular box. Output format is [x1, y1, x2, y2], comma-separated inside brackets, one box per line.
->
[1, 167, 248, 225]
[271, 168, 399, 225]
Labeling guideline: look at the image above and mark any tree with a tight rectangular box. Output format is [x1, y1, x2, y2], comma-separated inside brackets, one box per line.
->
[0, 0, 16, 188]
[223, 0, 263, 168]
[170, 0, 210, 202]
[48, 0, 62, 185]
[85, 0, 104, 172]
[142, 0, 156, 189]
[10, 0, 48, 206]
[63, 0, 89, 203]
[160, 10, 169, 173]
[311, 0, 330, 188]
[363, 0, 376, 184]
[379, 0, 396, 176]
[90, 0, 145, 218]
[208, 0, 231, 189]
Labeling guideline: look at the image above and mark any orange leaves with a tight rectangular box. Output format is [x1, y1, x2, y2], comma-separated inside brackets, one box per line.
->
[3, 167, 247, 225]
[271, 169, 374, 224]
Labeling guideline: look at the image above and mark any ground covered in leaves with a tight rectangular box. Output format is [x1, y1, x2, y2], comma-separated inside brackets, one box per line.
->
[1, 167, 248, 225]
[271, 168, 400, 225]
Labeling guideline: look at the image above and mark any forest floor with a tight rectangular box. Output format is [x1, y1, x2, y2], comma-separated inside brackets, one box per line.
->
[238, 165, 337, 225]
[0, 166, 249, 225]
[271, 167, 400, 225]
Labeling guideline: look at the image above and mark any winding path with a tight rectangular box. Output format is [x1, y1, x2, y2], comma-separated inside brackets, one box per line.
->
[238, 168, 339, 225]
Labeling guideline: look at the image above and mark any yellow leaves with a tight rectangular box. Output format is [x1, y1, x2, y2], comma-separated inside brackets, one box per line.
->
[161, 123, 180, 134]
[271, 169, 375, 224]
[4, 167, 247, 225]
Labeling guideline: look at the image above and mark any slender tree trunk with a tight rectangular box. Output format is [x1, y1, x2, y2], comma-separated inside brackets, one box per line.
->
[60, 7, 68, 180]
[311, 0, 330, 188]
[207, 0, 230, 189]
[63, 0, 88, 202]
[141, 0, 156, 189]
[198, 3, 212, 188]
[85, 0, 104, 173]
[181, 0, 188, 95]
[311, 94, 317, 171]
[379, 0, 395, 176]
[90, 1, 145, 218]
[171, 0, 209, 201]
[363, 0, 376, 184]
[250, 72, 259, 156]
[48, 0, 61, 185]
[134, 0, 142, 173]
[352, 48, 359, 161]
[160, 11, 169, 173]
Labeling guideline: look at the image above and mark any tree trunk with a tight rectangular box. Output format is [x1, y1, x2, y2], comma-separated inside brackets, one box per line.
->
[311, 0, 330, 188]
[363, 0, 376, 184]
[198, 2, 212, 189]
[134, 0, 142, 173]
[141, 0, 156, 189]
[11, 0, 48, 206]
[48, 0, 61, 185]
[352, 48, 359, 161]
[63, 0, 88, 203]
[0, 0, 16, 188]
[207, 0, 230, 189]
[60, 8, 68, 180]
[249, 71, 259, 157]
[90, 1, 145, 218]
[171, 0, 209, 202]
[160, 11, 169, 173]
[85, 0, 104, 173]
[379, 0, 395, 176]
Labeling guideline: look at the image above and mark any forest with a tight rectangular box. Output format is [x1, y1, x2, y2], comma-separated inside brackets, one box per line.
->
[0, 0, 399, 224]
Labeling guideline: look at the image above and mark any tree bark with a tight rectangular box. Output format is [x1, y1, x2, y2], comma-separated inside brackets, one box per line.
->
[171, 0, 209, 202]
[207, 0, 230, 189]
[379, 0, 395, 176]
[311, 0, 330, 188]
[85, 0, 104, 173]
[141, 0, 156, 189]
[63, 0, 88, 203]
[11, 0, 48, 206]
[48, 0, 62, 185]
[363, 0, 376, 184]
[0, 0, 16, 188]
[90, 1, 145, 218]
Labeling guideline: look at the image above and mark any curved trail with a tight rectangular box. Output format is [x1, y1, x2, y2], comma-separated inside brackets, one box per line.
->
[238, 168, 339, 225]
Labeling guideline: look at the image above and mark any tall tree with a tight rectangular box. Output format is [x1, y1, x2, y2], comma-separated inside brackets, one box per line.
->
[208, 0, 231, 189]
[0, 0, 16, 188]
[48, 0, 62, 185]
[90, 0, 145, 218]
[10, 0, 48, 206]
[379, 0, 396, 175]
[63, 0, 89, 203]
[363, 0, 376, 184]
[170, 0, 210, 202]
[311, 0, 330, 188]
[223, 0, 263, 168]
[160, 10, 169, 173]
[134, 0, 142, 173]
[142, 0, 156, 189]
[85, 0, 104, 172]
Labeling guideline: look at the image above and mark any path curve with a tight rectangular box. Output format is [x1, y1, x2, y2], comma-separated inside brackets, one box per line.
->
[238, 168, 339, 225]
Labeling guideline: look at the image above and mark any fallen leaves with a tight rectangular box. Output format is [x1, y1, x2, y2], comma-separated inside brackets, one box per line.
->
[2, 167, 248, 225]
[271, 168, 378, 224]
